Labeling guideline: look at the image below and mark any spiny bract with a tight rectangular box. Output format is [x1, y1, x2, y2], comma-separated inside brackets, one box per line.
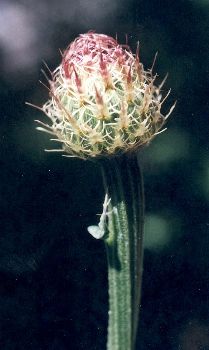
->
[36, 32, 175, 159]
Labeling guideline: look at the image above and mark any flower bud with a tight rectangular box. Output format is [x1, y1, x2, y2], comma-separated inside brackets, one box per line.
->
[37, 32, 175, 159]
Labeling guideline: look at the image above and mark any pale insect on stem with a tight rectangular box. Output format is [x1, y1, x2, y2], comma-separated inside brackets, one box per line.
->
[87, 193, 112, 239]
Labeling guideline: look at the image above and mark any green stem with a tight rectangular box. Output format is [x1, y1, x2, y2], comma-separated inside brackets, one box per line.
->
[100, 154, 144, 350]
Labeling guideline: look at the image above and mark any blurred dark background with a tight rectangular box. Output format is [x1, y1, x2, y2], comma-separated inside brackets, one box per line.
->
[0, 0, 209, 349]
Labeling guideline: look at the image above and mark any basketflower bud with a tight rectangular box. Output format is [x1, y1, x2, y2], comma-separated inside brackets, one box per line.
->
[36, 32, 175, 159]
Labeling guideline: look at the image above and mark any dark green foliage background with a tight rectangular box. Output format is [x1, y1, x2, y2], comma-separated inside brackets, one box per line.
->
[0, 0, 209, 349]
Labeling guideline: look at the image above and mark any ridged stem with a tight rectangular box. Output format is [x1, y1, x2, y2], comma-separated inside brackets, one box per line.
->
[100, 154, 144, 350]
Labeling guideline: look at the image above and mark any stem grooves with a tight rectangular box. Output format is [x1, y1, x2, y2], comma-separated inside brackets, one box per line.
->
[101, 154, 144, 350]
